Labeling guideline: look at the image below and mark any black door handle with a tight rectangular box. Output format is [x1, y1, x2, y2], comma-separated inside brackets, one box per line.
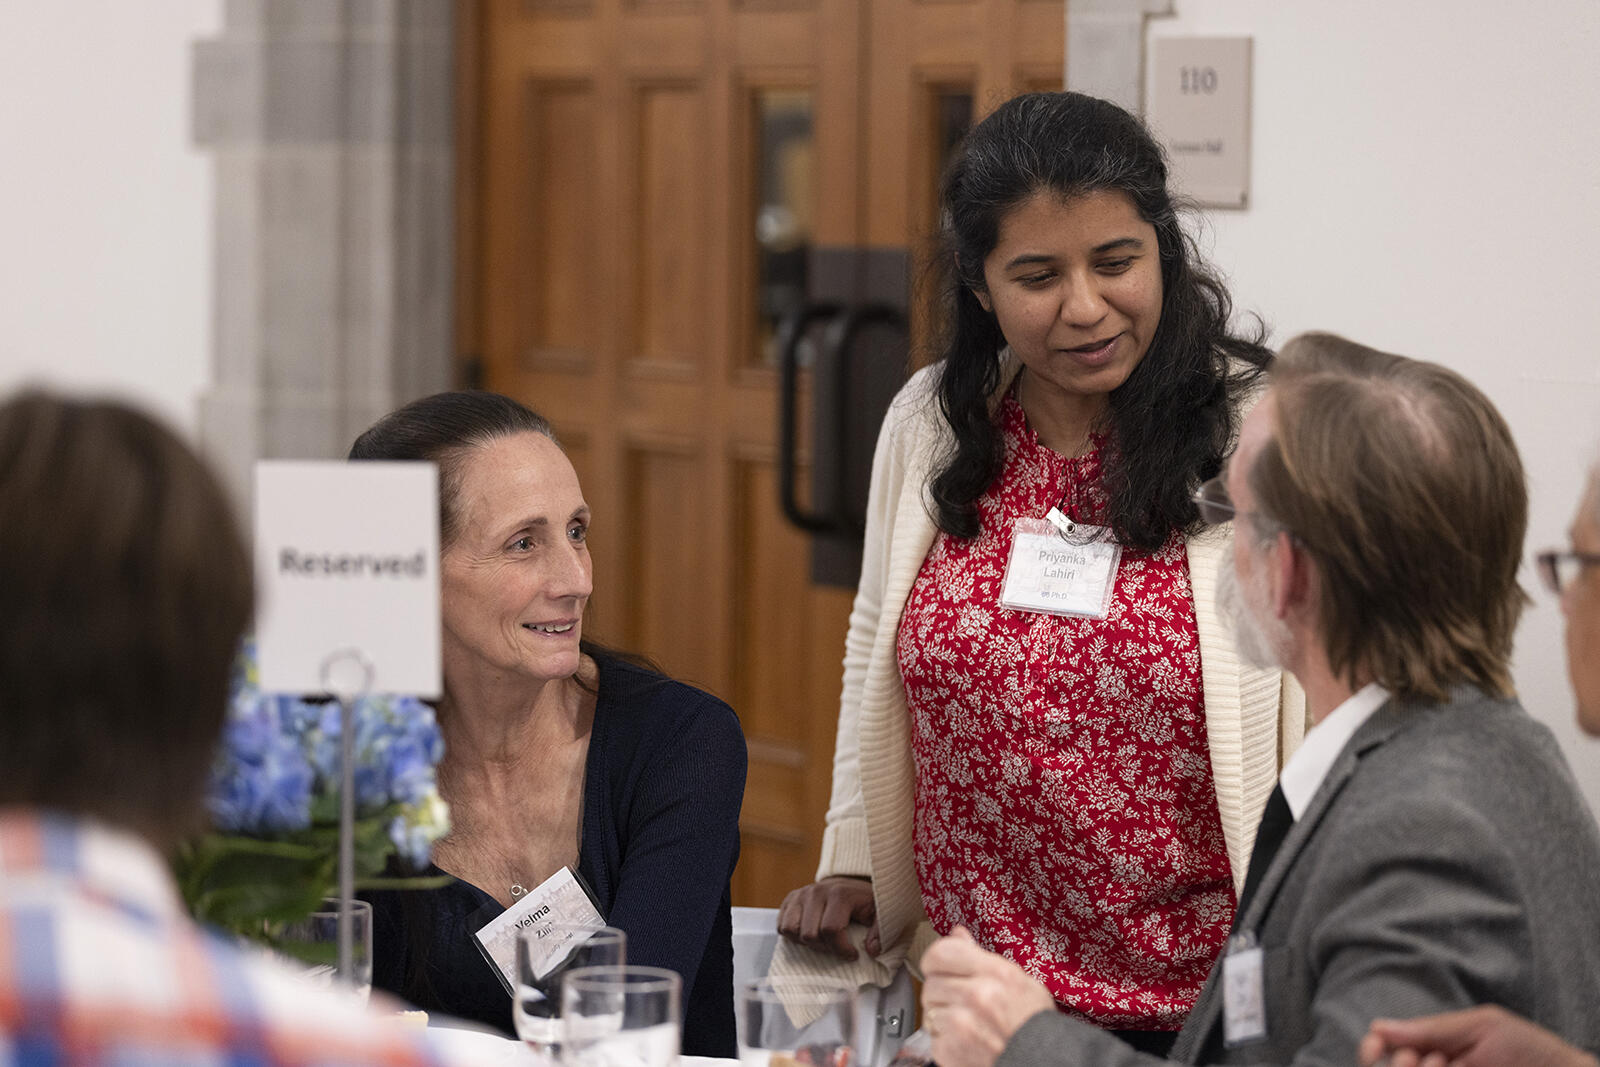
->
[815, 303, 908, 538]
[777, 301, 847, 534]
[777, 301, 909, 538]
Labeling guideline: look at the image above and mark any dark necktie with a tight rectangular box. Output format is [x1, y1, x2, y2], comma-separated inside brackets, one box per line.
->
[1195, 785, 1296, 1063]
[1236, 783, 1293, 919]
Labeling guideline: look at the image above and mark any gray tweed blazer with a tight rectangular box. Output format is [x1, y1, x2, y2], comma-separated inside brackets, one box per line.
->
[998, 687, 1600, 1065]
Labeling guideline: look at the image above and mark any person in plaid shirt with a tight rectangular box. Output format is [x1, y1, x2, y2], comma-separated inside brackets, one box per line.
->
[0, 391, 463, 1066]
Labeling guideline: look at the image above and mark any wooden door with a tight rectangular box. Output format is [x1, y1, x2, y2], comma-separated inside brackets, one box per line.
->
[864, 0, 1067, 360]
[462, 0, 1061, 906]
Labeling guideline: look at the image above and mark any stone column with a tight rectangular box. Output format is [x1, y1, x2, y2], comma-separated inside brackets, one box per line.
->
[192, 0, 454, 505]
[1066, 0, 1175, 113]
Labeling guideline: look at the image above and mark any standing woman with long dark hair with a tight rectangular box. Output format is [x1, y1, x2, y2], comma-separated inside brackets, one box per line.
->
[776, 92, 1304, 1054]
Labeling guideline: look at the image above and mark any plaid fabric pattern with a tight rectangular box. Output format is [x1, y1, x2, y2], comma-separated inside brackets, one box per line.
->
[0, 809, 453, 1066]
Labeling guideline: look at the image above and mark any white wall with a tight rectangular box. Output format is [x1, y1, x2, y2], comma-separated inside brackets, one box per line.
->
[1147, 1, 1600, 811]
[0, 1, 221, 437]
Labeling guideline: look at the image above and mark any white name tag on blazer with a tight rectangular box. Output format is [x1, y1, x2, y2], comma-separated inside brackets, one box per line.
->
[472, 866, 604, 996]
[1222, 936, 1268, 1046]
[998, 514, 1121, 619]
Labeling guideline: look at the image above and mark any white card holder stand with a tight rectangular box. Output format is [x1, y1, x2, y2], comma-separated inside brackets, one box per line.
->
[321, 647, 376, 986]
[252, 460, 442, 987]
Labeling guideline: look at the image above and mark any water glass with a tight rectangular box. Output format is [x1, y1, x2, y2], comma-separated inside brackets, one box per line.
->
[515, 924, 627, 1062]
[275, 897, 373, 1006]
[560, 965, 681, 1067]
[737, 977, 855, 1067]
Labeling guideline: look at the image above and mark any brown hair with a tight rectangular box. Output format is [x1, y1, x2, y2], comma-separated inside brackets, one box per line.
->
[1248, 333, 1527, 702]
[0, 392, 254, 850]
[347, 390, 555, 548]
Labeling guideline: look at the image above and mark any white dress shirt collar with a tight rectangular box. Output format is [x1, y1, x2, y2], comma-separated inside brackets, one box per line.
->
[1278, 682, 1391, 819]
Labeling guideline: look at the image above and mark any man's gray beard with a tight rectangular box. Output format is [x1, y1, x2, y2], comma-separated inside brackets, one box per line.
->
[1218, 555, 1291, 671]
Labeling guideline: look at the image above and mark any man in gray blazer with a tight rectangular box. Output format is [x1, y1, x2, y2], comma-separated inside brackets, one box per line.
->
[920, 333, 1600, 1066]
[1358, 458, 1600, 1067]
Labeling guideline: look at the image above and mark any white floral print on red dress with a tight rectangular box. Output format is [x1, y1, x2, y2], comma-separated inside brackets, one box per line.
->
[899, 387, 1235, 1030]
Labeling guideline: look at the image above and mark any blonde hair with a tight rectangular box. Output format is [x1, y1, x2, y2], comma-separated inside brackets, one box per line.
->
[1249, 333, 1527, 702]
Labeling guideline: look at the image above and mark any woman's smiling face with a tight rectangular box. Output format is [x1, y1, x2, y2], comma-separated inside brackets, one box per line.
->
[976, 188, 1165, 407]
[439, 431, 592, 685]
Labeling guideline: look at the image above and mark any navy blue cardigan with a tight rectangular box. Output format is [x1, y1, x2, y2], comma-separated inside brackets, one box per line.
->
[366, 653, 747, 1055]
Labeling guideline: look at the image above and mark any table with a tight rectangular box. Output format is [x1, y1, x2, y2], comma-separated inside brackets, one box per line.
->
[426, 1024, 736, 1067]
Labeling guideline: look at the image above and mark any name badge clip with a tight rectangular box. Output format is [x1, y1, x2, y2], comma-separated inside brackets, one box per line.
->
[998, 515, 1121, 619]
[471, 866, 604, 996]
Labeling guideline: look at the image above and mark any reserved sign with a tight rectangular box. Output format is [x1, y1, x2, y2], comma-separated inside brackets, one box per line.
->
[254, 460, 441, 697]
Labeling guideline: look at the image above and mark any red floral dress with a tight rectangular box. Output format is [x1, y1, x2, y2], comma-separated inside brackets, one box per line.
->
[898, 388, 1234, 1030]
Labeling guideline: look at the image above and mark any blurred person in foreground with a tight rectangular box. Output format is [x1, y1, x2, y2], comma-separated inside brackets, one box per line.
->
[1357, 460, 1600, 1067]
[918, 333, 1600, 1065]
[0, 391, 461, 1065]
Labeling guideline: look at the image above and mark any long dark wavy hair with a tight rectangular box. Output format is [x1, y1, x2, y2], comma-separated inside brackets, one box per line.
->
[928, 91, 1271, 552]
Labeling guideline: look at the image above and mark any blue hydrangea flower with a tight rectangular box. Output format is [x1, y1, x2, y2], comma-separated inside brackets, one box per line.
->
[206, 643, 448, 872]
[389, 787, 451, 868]
[302, 695, 445, 813]
[206, 699, 314, 833]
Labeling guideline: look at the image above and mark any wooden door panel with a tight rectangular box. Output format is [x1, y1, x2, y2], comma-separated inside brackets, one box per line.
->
[730, 453, 815, 742]
[500, 19, 598, 66]
[631, 1, 706, 13]
[733, 13, 820, 63]
[519, 80, 599, 366]
[561, 431, 596, 500]
[618, 22, 708, 67]
[726, 446, 857, 903]
[498, 373, 601, 434]
[866, 0, 1064, 248]
[734, 830, 809, 910]
[1018, 66, 1065, 95]
[631, 82, 714, 372]
[621, 437, 722, 688]
[525, 0, 595, 17]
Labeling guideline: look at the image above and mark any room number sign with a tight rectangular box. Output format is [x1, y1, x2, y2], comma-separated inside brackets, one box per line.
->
[1147, 36, 1254, 208]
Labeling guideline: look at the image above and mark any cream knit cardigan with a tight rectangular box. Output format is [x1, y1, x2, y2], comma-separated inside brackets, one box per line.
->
[773, 355, 1306, 991]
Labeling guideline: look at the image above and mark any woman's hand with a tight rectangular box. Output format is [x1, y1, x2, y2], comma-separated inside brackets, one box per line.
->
[776, 876, 879, 960]
[921, 927, 1056, 1067]
[1358, 1006, 1599, 1067]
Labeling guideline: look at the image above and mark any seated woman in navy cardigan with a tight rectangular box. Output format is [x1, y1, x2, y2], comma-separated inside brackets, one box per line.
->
[352, 392, 747, 1055]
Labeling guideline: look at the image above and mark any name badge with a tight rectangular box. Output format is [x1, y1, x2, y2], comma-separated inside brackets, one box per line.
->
[1222, 933, 1267, 1047]
[472, 866, 605, 995]
[998, 515, 1122, 619]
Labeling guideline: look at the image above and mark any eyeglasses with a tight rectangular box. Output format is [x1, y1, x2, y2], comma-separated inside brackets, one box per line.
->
[1192, 476, 1297, 544]
[1192, 476, 1238, 526]
[1534, 549, 1600, 595]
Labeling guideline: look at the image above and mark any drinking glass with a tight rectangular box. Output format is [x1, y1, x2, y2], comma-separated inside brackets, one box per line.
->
[275, 897, 373, 1006]
[515, 924, 627, 1062]
[737, 977, 855, 1067]
[560, 965, 681, 1067]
